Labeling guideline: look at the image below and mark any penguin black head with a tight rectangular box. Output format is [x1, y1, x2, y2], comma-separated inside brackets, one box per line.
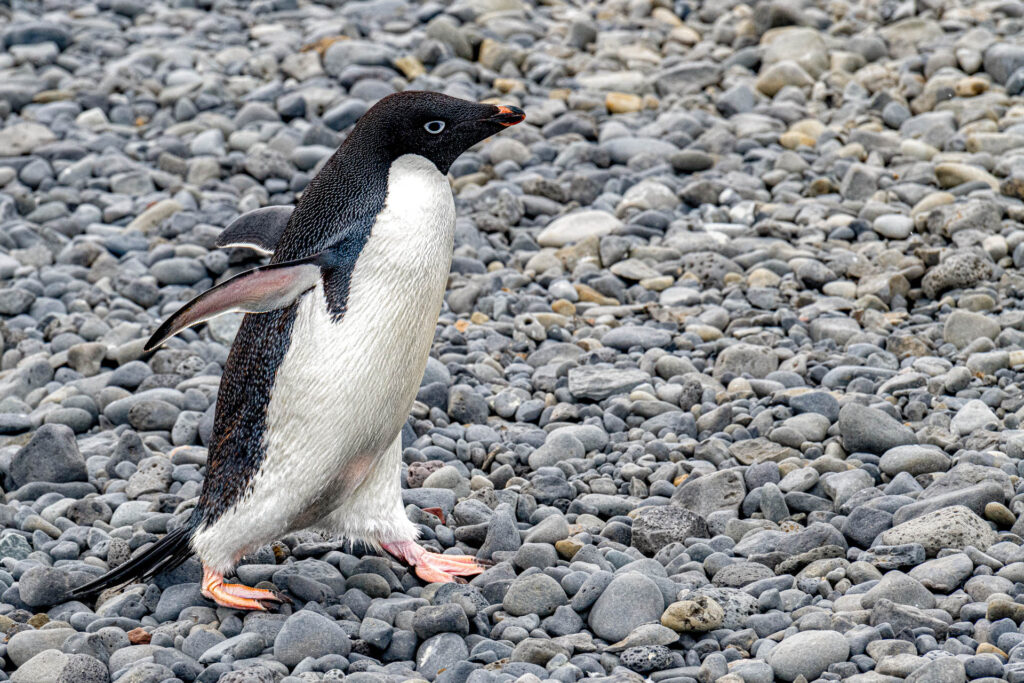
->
[347, 91, 525, 174]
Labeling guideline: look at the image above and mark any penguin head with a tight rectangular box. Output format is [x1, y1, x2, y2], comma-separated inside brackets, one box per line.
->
[350, 91, 525, 174]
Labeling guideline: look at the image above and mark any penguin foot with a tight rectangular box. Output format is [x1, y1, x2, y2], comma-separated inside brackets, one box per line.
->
[382, 540, 490, 584]
[412, 553, 490, 584]
[202, 567, 285, 611]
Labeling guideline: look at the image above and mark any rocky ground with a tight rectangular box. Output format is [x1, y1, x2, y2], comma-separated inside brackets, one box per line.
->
[3, 0, 1024, 682]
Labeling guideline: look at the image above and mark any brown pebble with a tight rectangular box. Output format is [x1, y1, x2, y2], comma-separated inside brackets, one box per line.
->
[555, 539, 582, 559]
[985, 501, 1016, 527]
[977, 642, 1007, 657]
[574, 283, 618, 305]
[986, 597, 1024, 623]
[26, 614, 49, 629]
[551, 299, 576, 316]
[127, 627, 151, 644]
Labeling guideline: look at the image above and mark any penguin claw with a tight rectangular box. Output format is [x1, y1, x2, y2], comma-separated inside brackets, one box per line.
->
[382, 541, 489, 583]
[221, 583, 286, 603]
[414, 564, 462, 583]
[412, 556, 484, 584]
[207, 590, 269, 611]
[202, 567, 283, 611]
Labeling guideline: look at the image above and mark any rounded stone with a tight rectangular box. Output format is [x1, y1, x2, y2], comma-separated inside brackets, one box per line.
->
[768, 630, 850, 682]
[588, 572, 664, 642]
[879, 445, 951, 476]
[272, 610, 350, 667]
[502, 573, 567, 618]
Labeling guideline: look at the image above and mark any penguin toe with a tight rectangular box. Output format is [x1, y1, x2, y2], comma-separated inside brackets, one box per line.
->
[415, 564, 461, 583]
[207, 590, 270, 611]
[382, 541, 489, 583]
[221, 583, 285, 603]
[412, 551, 489, 583]
[202, 566, 284, 611]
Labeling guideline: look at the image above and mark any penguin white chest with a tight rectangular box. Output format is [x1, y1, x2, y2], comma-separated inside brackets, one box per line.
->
[256, 154, 456, 525]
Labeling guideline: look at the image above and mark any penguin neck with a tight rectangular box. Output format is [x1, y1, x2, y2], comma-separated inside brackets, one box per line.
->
[320, 152, 455, 321]
[272, 137, 392, 261]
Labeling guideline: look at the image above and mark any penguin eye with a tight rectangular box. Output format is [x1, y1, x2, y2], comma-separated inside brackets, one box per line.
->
[424, 120, 445, 134]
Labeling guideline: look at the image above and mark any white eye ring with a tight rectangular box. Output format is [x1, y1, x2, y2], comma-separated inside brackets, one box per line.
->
[424, 120, 445, 134]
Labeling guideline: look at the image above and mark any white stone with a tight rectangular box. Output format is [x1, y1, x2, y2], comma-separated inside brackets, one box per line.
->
[537, 210, 622, 247]
[0, 122, 56, 156]
[951, 399, 999, 435]
[616, 179, 678, 215]
[873, 214, 913, 239]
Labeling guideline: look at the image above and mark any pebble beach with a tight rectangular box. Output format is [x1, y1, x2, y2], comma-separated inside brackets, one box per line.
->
[3, 0, 1024, 682]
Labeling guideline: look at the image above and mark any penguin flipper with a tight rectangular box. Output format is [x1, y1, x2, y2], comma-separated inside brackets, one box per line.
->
[145, 254, 324, 351]
[215, 205, 294, 254]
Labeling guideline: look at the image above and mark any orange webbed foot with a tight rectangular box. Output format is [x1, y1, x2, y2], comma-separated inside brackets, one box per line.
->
[382, 540, 491, 583]
[202, 567, 286, 611]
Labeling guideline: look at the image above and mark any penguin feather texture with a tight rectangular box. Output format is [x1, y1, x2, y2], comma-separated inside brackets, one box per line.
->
[190, 154, 456, 572]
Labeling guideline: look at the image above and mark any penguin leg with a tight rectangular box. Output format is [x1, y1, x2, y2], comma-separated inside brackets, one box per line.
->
[314, 435, 489, 583]
[201, 566, 285, 611]
[381, 540, 489, 584]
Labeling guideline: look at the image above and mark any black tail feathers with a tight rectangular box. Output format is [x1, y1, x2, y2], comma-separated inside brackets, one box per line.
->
[70, 524, 196, 599]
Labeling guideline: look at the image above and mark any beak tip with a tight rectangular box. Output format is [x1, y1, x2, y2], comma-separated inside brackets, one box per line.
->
[494, 104, 525, 127]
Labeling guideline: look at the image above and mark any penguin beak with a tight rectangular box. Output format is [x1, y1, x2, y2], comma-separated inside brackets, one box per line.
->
[487, 105, 525, 127]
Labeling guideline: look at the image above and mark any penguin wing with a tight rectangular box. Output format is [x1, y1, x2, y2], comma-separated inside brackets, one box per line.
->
[215, 205, 294, 254]
[145, 253, 326, 351]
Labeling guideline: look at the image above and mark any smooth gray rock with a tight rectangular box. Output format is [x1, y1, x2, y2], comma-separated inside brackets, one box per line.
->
[272, 610, 350, 667]
[838, 403, 917, 454]
[861, 571, 935, 610]
[713, 343, 778, 379]
[10, 650, 70, 683]
[10, 424, 87, 486]
[905, 656, 966, 683]
[768, 630, 850, 682]
[503, 573, 567, 618]
[879, 445, 950, 476]
[17, 567, 71, 608]
[588, 572, 664, 642]
[908, 553, 974, 593]
[568, 366, 648, 401]
[671, 469, 746, 518]
[8, 629, 77, 667]
[416, 632, 468, 680]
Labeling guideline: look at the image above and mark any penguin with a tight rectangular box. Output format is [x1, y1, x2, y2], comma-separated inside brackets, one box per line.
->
[72, 91, 525, 610]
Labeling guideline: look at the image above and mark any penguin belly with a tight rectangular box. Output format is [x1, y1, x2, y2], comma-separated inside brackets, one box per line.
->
[191, 155, 456, 571]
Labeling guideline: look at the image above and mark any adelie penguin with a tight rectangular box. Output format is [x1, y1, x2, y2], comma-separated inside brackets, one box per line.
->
[72, 91, 525, 610]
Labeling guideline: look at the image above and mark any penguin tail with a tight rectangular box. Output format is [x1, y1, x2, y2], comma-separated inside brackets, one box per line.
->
[69, 523, 196, 599]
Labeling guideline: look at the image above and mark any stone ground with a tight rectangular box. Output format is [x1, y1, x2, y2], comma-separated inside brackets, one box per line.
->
[2, 0, 1024, 681]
